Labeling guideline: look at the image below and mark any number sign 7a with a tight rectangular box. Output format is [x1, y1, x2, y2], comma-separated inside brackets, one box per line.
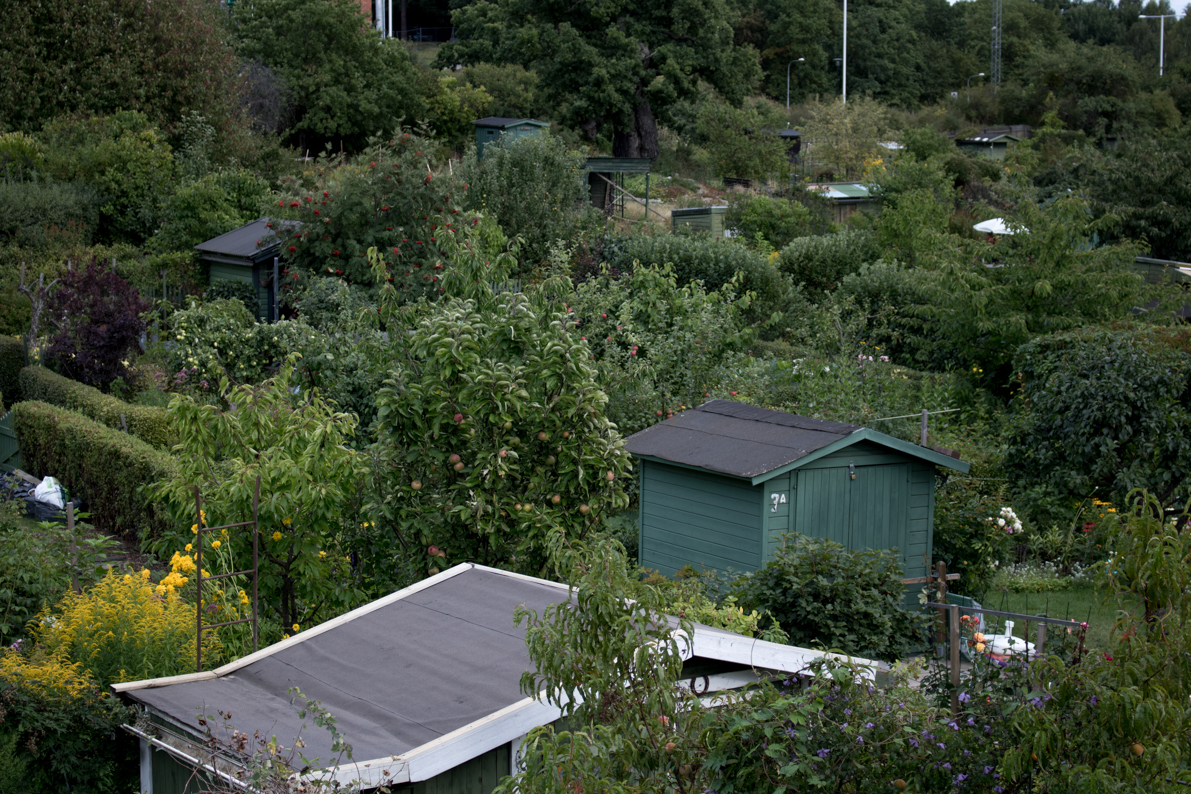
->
[770, 492, 787, 512]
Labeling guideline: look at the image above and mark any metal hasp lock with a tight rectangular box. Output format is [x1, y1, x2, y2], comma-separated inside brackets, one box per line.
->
[849, 462, 856, 480]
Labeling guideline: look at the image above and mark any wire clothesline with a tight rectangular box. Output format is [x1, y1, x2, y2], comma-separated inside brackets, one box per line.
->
[868, 408, 962, 422]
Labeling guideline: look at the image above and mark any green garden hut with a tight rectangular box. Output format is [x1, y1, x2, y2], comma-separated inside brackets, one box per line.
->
[471, 117, 549, 158]
[670, 206, 729, 237]
[955, 133, 1020, 160]
[194, 218, 288, 322]
[625, 400, 969, 582]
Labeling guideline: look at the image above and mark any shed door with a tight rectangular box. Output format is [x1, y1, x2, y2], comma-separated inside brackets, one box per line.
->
[792, 463, 911, 564]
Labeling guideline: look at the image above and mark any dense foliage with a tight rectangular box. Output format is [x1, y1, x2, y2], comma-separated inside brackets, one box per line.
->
[370, 234, 633, 577]
[1007, 326, 1191, 519]
[18, 366, 175, 449]
[43, 261, 148, 390]
[733, 534, 928, 661]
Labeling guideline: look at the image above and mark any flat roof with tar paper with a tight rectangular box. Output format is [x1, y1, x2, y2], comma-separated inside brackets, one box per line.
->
[125, 568, 565, 766]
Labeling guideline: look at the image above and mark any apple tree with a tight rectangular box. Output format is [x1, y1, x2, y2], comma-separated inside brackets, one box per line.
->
[367, 228, 632, 577]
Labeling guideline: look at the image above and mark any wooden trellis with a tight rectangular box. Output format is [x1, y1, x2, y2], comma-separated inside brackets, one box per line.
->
[194, 476, 261, 671]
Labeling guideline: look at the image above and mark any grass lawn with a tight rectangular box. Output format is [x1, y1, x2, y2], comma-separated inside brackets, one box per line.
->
[974, 584, 1138, 651]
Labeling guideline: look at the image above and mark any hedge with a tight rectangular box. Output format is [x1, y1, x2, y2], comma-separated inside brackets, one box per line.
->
[600, 233, 800, 328]
[12, 401, 177, 541]
[776, 229, 882, 298]
[0, 336, 24, 410]
[19, 366, 175, 449]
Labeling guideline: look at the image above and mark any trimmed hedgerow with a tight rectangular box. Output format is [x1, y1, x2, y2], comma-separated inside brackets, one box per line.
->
[0, 336, 24, 409]
[776, 229, 882, 298]
[19, 366, 176, 449]
[12, 401, 177, 541]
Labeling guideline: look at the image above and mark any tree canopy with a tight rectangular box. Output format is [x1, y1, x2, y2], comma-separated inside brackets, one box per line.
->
[436, 0, 761, 158]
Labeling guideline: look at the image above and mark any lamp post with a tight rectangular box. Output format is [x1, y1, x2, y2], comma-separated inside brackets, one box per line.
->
[1139, 13, 1176, 77]
[842, 0, 848, 104]
[786, 58, 805, 109]
[967, 72, 985, 102]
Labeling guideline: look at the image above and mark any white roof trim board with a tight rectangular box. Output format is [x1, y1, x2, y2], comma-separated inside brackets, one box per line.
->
[118, 564, 876, 788]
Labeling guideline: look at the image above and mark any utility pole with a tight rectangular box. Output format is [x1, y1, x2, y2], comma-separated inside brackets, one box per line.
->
[842, 0, 848, 104]
[786, 58, 805, 109]
[1140, 14, 1176, 77]
[991, 0, 1002, 89]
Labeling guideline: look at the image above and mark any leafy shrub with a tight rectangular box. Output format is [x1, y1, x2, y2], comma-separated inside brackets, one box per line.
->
[426, 75, 493, 152]
[988, 560, 1092, 593]
[460, 63, 543, 119]
[570, 263, 754, 437]
[0, 336, 23, 407]
[725, 194, 816, 251]
[276, 128, 469, 299]
[19, 366, 175, 449]
[0, 517, 71, 645]
[932, 484, 1022, 595]
[457, 134, 589, 266]
[732, 534, 927, 661]
[149, 359, 367, 631]
[1007, 327, 1191, 522]
[776, 229, 881, 298]
[834, 261, 940, 366]
[13, 401, 177, 540]
[599, 232, 798, 331]
[370, 236, 633, 579]
[151, 168, 271, 253]
[0, 650, 136, 794]
[39, 111, 179, 244]
[203, 277, 259, 310]
[32, 568, 213, 687]
[43, 259, 149, 390]
[0, 181, 99, 250]
[166, 298, 274, 385]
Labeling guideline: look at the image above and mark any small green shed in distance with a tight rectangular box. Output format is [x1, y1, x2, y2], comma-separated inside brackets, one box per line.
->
[471, 117, 549, 158]
[625, 400, 969, 585]
[670, 206, 729, 237]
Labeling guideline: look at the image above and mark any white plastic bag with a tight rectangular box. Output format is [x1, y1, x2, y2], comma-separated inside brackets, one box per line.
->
[34, 476, 65, 509]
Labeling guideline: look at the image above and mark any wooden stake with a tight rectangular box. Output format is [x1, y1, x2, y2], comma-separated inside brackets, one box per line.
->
[949, 603, 960, 715]
[67, 502, 79, 594]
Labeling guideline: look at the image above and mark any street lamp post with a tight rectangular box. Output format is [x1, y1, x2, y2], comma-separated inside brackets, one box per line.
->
[1139, 13, 1176, 77]
[842, 0, 848, 104]
[967, 72, 985, 102]
[786, 58, 805, 109]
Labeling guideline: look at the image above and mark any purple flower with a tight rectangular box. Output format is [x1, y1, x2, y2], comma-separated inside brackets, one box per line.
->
[1089, 695, 1098, 707]
[967, 717, 976, 726]
[817, 748, 830, 758]
[994, 787, 1004, 793]
[942, 762, 952, 770]
[963, 750, 971, 756]
[909, 739, 919, 748]
[840, 723, 849, 732]
[857, 736, 864, 744]
[984, 725, 992, 734]
[864, 722, 874, 729]
[958, 692, 971, 703]
[948, 721, 959, 731]
[937, 743, 946, 750]
[955, 774, 968, 784]
[844, 708, 852, 716]
[984, 766, 994, 775]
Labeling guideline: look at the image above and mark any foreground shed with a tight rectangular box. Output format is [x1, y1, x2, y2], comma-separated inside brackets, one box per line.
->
[625, 401, 969, 581]
[115, 563, 867, 794]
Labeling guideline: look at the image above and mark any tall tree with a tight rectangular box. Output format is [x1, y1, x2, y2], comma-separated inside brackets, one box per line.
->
[234, 0, 428, 152]
[436, 0, 761, 159]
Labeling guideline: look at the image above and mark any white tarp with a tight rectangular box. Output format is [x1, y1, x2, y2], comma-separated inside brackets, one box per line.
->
[973, 217, 1024, 236]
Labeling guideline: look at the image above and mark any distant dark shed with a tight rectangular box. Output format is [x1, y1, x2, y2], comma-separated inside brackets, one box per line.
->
[625, 400, 969, 581]
[194, 218, 293, 322]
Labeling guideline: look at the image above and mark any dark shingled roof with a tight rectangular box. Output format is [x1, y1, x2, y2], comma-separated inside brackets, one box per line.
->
[126, 568, 566, 765]
[470, 117, 549, 128]
[624, 400, 861, 480]
[194, 218, 297, 263]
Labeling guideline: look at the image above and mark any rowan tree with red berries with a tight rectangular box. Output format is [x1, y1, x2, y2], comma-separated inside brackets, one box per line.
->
[276, 127, 476, 302]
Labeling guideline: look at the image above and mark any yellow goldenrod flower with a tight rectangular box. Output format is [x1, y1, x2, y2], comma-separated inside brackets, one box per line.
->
[191, 524, 198, 534]
[292, 623, 300, 633]
[140, 568, 151, 580]
[272, 531, 283, 542]
[318, 551, 326, 558]
[212, 540, 222, 550]
[282, 633, 290, 640]
[282, 517, 292, 526]
[185, 543, 193, 552]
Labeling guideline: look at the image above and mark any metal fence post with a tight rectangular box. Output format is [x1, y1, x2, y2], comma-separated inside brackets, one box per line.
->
[949, 603, 960, 715]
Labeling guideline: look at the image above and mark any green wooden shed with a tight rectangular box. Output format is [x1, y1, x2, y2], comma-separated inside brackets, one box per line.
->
[625, 401, 969, 584]
[471, 117, 549, 158]
[194, 218, 291, 322]
[670, 206, 729, 237]
[955, 133, 1020, 161]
